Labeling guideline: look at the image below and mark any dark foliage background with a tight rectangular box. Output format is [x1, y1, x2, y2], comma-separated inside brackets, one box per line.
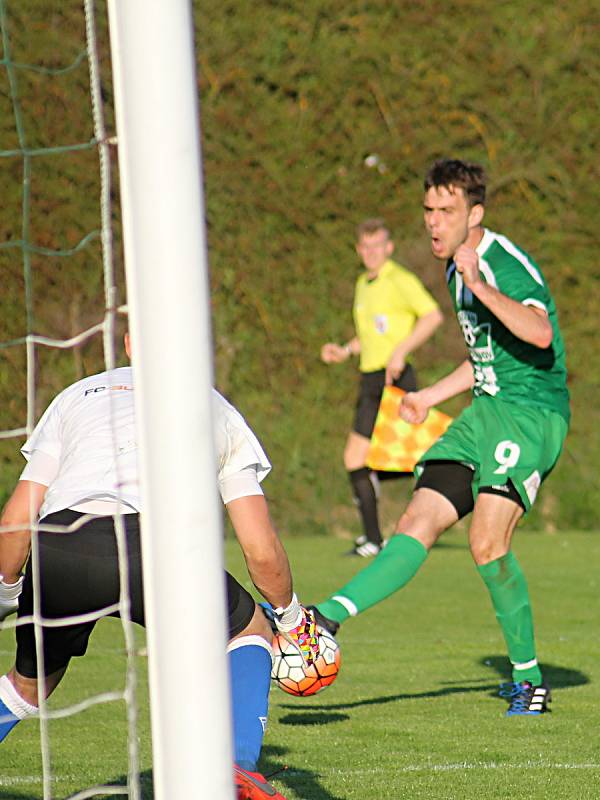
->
[1, 1, 598, 533]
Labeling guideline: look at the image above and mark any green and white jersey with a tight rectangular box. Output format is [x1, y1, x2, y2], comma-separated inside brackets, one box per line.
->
[447, 229, 570, 423]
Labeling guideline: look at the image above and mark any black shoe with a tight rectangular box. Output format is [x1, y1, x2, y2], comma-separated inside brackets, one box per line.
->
[306, 605, 340, 636]
[500, 681, 552, 716]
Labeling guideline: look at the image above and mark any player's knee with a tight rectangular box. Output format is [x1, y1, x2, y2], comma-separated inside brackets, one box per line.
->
[396, 507, 418, 533]
[469, 537, 507, 566]
[254, 610, 273, 644]
[235, 603, 272, 646]
[395, 497, 447, 549]
[395, 511, 432, 548]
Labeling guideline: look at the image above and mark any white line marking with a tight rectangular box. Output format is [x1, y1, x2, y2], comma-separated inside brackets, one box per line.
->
[310, 760, 600, 777]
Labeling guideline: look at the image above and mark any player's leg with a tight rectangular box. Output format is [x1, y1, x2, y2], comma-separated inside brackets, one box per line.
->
[0, 666, 67, 742]
[0, 542, 97, 744]
[470, 399, 568, 714]
[226, 573, 273, 775]
[315, 461, 473, 630]
[469, 492, 542, 677]
[1, 511, 142, 743]
[469, 492, 552, 714]
[315, 406, 479, 631]
[228, 576, 289, 798]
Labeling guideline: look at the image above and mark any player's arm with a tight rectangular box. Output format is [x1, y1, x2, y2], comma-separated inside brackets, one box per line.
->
[227, 495, 318, 665]
[226, 494, 293, 610]
[400, 360, 474, 424]
[0, 480, 47, 621]
[0, 480, 47, 582]
[386, 308, 444, 383]
[455, 245, 553, 348]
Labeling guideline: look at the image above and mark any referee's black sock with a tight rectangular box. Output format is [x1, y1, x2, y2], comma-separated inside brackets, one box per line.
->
[348, 467, 382, 546]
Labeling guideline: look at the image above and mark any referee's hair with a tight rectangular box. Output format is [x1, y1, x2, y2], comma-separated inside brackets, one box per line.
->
[356, 217, 391, 242]
[424, 159, 486, 208]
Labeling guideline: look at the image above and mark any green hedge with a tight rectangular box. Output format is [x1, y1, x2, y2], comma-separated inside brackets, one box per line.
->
[0, 0, 597, 531]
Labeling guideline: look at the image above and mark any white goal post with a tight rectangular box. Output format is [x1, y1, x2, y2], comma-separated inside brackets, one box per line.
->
[106, 2, 234, 798]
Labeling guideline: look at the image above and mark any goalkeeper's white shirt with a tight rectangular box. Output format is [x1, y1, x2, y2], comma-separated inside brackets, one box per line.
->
[20, 366, 271, 519]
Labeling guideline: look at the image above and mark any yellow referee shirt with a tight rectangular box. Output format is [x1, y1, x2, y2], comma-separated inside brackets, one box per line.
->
[353, 260, 439, 372]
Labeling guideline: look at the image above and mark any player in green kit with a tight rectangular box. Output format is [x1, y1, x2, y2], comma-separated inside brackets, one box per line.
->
[311, 159, 570, 716]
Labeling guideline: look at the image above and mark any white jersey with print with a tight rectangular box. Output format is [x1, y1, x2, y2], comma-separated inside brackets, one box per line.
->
[212, 389, 271, 504]
[21, 367, 139, 518]
[20, 368, 271, 518]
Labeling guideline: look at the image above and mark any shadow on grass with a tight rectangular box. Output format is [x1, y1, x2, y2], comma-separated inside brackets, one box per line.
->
[113, 755, 347, 800]
[478, 654, 589, 692]
[88, 769, 154, 799]
[260, 744, 346, 800]
[108, 754, 346, 800]
[278, 680, 500, 718]
[0, 770, 154, 800]
[278, 710, 351, 725]
[278, 656, 589, 725]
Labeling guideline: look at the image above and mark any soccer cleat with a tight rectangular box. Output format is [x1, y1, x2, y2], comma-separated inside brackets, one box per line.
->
[349, 540, 381, 557]
[500, 681, 551, 716]
[306, 605, 340, 636]
[234, 765, 287, 799]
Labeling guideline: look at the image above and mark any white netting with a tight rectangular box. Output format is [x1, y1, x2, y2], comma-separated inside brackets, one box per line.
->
[0, 1, 144, 797]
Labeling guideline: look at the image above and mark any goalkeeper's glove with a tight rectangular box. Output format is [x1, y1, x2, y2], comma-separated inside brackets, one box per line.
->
[273, 594, 319, 667]
[0, 575, 24, 622]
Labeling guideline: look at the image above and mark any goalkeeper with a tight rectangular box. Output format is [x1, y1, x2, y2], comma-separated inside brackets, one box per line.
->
[0, 333, 316, 800]
[313, 159, 570, 717]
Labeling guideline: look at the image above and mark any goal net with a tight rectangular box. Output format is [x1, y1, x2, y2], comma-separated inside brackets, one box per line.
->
[0, 1, 232, 797]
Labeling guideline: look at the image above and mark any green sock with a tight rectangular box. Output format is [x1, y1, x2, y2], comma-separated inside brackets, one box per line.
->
[318, 534, 428, 624]
[477, 552, 543, 685]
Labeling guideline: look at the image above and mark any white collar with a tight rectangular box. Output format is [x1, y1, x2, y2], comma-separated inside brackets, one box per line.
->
[475, 228, 495, 257]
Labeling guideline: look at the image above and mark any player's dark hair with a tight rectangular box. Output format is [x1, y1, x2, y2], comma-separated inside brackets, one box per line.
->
[424, 159, 486, 208]
[356, 217, 391, 242]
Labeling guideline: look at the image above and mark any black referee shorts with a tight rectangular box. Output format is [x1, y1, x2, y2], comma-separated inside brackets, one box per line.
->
[353, 364, 417, 439]
[16, 510, 257, 678]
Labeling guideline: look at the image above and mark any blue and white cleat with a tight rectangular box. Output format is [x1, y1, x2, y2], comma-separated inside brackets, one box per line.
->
[500, 681, 551, 716]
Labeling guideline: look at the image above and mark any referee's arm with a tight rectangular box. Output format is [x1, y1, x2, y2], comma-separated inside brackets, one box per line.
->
[0, 480, 47, 583]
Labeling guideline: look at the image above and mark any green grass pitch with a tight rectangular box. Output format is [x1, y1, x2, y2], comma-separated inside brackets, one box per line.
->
[0, 530, 598, 799]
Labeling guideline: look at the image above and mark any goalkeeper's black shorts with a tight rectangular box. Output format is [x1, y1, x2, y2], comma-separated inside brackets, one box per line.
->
[16, 510, 256, 677]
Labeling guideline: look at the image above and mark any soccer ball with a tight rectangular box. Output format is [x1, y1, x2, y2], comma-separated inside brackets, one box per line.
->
[271, 626, 341, 697]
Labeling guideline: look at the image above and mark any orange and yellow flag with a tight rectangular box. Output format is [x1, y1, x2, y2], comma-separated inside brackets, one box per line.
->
[366, 386, 452, 473]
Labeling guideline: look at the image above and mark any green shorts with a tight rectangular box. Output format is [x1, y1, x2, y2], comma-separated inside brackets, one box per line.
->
[417, 396, 568, 513]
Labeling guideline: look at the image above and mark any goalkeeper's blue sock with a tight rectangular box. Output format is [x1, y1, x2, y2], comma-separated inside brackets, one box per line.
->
[0, 698, 19, 742]
[0, 675, 37, 743]
[228, 636, 272, 771]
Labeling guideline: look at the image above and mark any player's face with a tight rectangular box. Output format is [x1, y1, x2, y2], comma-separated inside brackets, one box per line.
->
[423, 186, 481, 260]
[356, 231, 394, 274]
